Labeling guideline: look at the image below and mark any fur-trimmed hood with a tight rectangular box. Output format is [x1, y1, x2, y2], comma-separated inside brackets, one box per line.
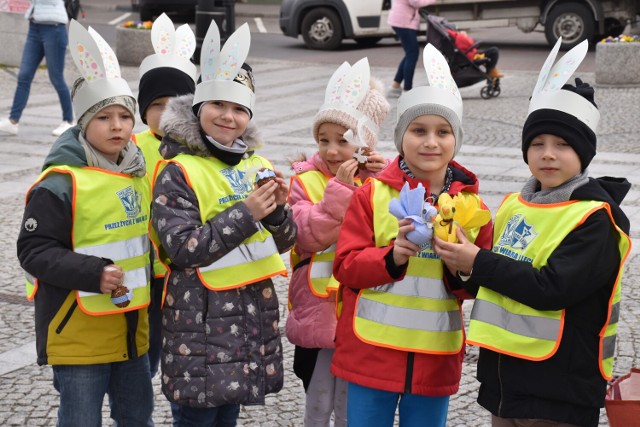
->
[158, 93, 263, 159]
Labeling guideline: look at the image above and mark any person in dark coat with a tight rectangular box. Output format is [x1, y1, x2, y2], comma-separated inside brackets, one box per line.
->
[434, 41, 632, 427]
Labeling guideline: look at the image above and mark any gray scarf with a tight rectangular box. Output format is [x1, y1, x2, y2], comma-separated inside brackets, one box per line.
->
[79, 133, 146, 177]
[520, 169, 590, 204]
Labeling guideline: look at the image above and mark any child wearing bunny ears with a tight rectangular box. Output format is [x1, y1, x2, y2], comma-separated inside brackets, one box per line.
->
[132, 12, 198, 379]
[16, 21, 153, 425]
[330, 44, 493, 426]
[434, 39, 632, 427]
[286, 57, 390, 427]
[150, 21, 296, 424]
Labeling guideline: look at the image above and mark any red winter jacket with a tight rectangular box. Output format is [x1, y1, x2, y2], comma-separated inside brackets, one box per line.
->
[446, 29, 478, 61]
[330, 157, 493, 396]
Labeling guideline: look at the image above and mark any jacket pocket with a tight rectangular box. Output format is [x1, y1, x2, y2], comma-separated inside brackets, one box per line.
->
[56, 300, 78, 334]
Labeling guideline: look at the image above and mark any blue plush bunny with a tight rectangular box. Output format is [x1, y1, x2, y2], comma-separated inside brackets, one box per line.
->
[388, 182, 437, 247]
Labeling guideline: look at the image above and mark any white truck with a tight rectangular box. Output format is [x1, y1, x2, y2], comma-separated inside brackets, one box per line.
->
[279, 0, 640, 50]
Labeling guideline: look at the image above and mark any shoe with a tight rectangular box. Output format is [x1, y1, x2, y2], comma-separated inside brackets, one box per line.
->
[386, 86, 403, 97]
[487, 68, 504, 79]
[52, 120, 75, 137]
[0, 118, 18, 136]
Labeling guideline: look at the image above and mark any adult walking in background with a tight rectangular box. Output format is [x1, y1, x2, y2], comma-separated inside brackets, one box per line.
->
[386, 0, 435, 97]
[0, 0, 74, 137]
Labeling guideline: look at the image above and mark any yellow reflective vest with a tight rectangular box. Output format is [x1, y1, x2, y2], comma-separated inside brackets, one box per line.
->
[25, 166, 152, 315]
[154, 153, 287, 290]
[468, 193, 631, 379]
[352, 180, 475, 354]
[133, 129, 168, 279]
[289, 171, 361, 297]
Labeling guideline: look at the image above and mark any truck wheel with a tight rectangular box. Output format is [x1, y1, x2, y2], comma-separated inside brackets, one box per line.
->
[545, 2, 595, 49]
[301, 8, 343, 50]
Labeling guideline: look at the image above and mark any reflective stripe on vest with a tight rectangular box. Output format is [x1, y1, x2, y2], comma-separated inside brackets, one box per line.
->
[24, 166, 151, 315]
[134, 130, 167, 278]
[289, 171, 356, 297]
[159, 154, 286, 291]
[25, 271, 37, 301]
[352, 180, 465, 354]
[468, 193, 631, 379]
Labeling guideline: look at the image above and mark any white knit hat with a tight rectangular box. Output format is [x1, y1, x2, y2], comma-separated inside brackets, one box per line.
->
[312, 58, 389, 149]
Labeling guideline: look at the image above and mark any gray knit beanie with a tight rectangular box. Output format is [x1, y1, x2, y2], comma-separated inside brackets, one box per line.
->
[394, 102, 464, 157]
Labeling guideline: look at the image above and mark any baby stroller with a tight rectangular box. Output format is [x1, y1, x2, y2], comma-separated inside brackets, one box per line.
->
[420, 12, 501, 99]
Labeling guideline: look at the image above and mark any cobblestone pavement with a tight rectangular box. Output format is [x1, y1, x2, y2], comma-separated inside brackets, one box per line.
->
[1, 27, 639, 427]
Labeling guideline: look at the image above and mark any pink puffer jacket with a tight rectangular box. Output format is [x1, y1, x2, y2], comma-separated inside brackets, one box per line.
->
[387, 0, 436, 30]
[285, 152, 384, 349]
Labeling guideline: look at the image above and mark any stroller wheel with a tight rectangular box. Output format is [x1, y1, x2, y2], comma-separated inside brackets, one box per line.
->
[480, 86, 491, 99]
[491, 86, 501, 98]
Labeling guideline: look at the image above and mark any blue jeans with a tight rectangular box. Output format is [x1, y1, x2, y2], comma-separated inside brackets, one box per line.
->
[10, 22, 73, 123]
[171, 403, 240, 427]
[347, 382, 449, 427]
[392, 26, 420, 91]
[52, 356, 153, 427]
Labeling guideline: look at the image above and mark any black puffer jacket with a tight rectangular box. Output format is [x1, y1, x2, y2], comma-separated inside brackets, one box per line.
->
[153, 95, 297, 407]
[466, 177, 631, 427]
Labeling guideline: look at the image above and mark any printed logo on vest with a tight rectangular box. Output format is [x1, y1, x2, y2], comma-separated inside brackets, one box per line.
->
[116, 186, 143, 218]
[221, 166, 252, 196]
[497, 214, 537, 250]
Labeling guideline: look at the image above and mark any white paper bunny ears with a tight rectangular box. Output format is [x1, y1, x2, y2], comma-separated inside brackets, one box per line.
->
[312, 57, 389, 148]
[395, 44, 464, 156]
[139, 13, 197, 83]
[397, 44, 462, 125]
[192, 21, 255, 115]
[526, 38, 599, 133]
[69, 20, 135, 119]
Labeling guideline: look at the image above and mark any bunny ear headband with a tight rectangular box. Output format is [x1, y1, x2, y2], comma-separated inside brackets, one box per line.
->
[69, 20, 135, 118]
[527, 37, 599, 133]
[192, 21, 254, 114]
[139, 13, 197, 83]
[319, 57, 377, 140]
[396, 43, 463, 124]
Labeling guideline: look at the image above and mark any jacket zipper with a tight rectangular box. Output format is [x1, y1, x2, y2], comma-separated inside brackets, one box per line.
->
[497, 353, 504, 416]
[55, 300, 78, 334]
[404, 352, 414, 394]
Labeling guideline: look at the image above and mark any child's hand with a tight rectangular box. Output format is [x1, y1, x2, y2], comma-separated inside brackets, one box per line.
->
[100, 265, 124, 294]
[273, 170, 289, 205]
[364, 151, 385, 173]
[393, 218, 422, 267]
[245, 180, 277, 221]
[433, 227, 480, 276]
[335, 158, 359, 184]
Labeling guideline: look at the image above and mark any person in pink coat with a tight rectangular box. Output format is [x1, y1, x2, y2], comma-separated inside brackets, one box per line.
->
[387, 0, 436, 96]
[286, 58, 390, 427]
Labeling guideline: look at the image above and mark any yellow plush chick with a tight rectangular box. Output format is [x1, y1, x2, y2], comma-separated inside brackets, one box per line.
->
[433, 193, 458, 242]
[433, 193, 491, 243]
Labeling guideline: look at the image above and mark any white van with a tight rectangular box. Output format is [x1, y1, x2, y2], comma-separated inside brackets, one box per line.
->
[279, 0, 639, 50]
